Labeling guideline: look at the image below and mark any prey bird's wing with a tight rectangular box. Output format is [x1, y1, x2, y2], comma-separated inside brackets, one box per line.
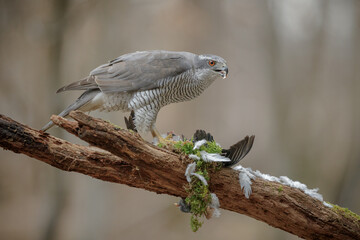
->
[57, 51, 195, 93]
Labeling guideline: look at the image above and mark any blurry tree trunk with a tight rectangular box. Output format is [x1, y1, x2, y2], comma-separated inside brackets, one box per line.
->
[0, 112, 359, 240]
[267, 0, 360, 215]
[267, 0, 327, 180]
[43, 1, 69, 240]
[335, 1, 360, 211]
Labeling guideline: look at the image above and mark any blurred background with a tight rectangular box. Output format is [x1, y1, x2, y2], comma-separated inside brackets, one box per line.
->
[1, 0, 359, 239]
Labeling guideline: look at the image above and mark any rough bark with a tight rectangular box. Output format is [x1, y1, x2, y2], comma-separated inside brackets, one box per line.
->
[0, 112, 359, 240]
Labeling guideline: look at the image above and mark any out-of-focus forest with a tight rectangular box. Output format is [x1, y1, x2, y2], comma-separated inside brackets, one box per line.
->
[0, 0, 359, 239]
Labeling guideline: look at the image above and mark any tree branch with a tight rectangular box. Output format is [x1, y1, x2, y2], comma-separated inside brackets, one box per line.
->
[0, 112, 359, 239]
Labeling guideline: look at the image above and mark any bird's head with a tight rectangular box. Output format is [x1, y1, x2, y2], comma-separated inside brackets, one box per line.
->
[196, 54, 228, 79]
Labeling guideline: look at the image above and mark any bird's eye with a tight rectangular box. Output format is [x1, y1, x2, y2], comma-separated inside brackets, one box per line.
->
[208, 60, 216, 66]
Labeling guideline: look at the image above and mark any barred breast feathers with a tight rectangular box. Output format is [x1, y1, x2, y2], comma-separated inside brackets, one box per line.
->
[99, 68, 216, 113]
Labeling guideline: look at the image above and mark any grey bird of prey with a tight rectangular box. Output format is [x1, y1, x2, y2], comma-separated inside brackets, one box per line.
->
[42, 50, 228, 142]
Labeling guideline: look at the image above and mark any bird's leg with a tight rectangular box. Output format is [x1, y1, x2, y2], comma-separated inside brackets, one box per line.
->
[150, 126, 176, 146]
[150, 127, 161, 139]
[164, 132, 175, 140]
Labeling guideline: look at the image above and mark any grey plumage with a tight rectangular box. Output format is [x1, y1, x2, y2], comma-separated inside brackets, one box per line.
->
[42, 89, 100, 131]
[42, 50, 228, 135]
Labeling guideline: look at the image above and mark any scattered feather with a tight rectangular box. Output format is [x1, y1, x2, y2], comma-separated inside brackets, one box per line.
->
[191, 173, 208, 186]
[210, 193, 221, 217]
[200, 151, 231, 162]
[205, 193, 221, 219]
[234, 164, 329, 205]
[323, 202, 333, 208]
[210, 193, 220, 208]
[189, 154, 200, 160]
[193, 139, 207, 150]
[185, 163, 196, 182]
[253, 170, 279, 182]
[304, 188, 323, 202]
[184, 163, 208, 185]
[212, 208, 221, 218]
[238, 168, 256, 199]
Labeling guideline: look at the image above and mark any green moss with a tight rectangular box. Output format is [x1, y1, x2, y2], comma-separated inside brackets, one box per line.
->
[157, 142, 165, 148]
[330, 203, 360, 223]
[190, 215, 203, 232]
[185, 164, 212, 232]
[199, 141, 222, 154]
[173, 139, 223, 232]
[277, 186, 283, 192]
[174, 140, 195, 154]
[186, 181, 210, 231]
[103, 120, 121, 129]
[113, 125, 122, 130]
[174, 139, 222, 155]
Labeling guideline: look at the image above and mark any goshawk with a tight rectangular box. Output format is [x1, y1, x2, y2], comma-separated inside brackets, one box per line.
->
[42, 50, 228, 141]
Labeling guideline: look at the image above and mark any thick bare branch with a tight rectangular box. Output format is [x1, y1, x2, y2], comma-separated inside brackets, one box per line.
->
[0, 112, 359, 240]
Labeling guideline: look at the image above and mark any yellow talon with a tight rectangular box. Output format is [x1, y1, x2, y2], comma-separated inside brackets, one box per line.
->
[151, 127, 176, 146]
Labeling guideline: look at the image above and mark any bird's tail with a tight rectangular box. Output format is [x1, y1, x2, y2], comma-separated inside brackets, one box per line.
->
[41, 89, 101, 131]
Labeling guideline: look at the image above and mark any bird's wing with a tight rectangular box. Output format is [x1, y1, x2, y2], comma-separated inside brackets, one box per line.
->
[57, 51, 195, 93]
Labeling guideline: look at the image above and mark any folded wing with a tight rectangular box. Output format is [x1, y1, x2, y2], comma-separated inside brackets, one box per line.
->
[57, 50, 195, 94]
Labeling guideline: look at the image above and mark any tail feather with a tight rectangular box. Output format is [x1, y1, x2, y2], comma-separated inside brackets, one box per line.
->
[41, 89, 101, 131]
[56, 76, 98, 93]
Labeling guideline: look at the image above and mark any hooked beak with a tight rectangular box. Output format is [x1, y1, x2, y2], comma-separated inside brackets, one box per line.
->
[215, 66, 229, 79]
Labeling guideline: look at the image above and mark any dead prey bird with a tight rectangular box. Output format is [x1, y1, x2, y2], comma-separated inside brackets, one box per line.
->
[175, 130, 255, 213]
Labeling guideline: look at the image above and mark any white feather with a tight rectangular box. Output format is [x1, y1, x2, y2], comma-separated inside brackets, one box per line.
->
[210, 193, 221, 217]
[189, 154, 200, 160]
[233, 164, 330, 206]
[200, 151, 231, 162]
[304, 188, 323, 201]
[191, 173, 208, 186]
[185, 163, 196, 182]
[210, 193, 220, 208]
[323, 202, 333, 208]
[253, 170, 280, 182]
[238, 171, 255, 199]
[184, 163, 208, 185]
[193, 139, 207, 150]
